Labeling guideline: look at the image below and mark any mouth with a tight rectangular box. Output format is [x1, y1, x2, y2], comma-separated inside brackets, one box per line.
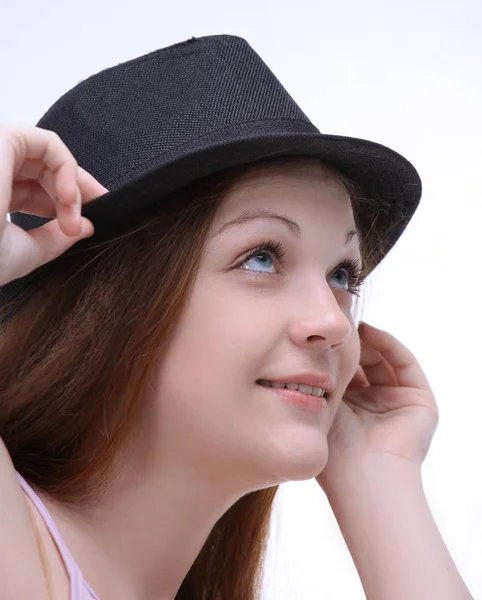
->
[255, 380, 331, 411]
[255, 379, 330, 401]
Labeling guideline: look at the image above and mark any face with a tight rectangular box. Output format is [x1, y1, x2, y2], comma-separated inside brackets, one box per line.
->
[149, 160, 362, 493]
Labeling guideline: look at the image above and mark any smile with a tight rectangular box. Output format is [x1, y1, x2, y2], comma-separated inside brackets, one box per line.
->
[257, 380, 326, 398]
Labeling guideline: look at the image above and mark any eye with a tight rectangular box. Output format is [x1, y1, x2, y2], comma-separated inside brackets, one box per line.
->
[238, 240, 286, 274]
[331, 259, 366, 297]
[237, 241, 367, 297]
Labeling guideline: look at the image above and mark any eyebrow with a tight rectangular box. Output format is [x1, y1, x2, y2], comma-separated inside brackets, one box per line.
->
[213, 209, 360, 246]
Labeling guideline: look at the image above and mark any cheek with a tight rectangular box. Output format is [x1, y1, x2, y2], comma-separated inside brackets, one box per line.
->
[148, 282, 275, 471]
[154, 281, 268, 418]
[174, 279, 275, 377]
[348, 326, 362, 375]
[334, 327, 361, 402]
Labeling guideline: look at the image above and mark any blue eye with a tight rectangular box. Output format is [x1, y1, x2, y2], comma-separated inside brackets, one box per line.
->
[239, 240, 286, 274]
[238, 240, 366, 297]
[332, 259, 366, 297]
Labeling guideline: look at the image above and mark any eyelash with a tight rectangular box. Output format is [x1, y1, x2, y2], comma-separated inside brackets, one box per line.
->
[238, 239, 367, 297]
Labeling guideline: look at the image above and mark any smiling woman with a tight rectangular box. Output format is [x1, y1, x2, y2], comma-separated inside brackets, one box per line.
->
[0, 154, 375, 600]
[0, 33, 473, 600]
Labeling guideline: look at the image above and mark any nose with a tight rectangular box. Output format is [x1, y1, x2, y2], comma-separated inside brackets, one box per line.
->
[288, 290, 353, 350]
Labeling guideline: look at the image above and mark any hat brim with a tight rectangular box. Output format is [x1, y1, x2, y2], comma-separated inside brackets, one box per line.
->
[5, 119, 421, 315]
[83, 119, 421, 255]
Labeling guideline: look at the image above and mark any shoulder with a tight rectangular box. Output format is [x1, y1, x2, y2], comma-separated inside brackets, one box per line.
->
[0, 437, 67, 599]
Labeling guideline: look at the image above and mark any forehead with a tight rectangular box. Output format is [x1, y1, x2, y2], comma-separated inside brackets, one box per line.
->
[208, 161, 362, 256]
[213, 159, 356, 227]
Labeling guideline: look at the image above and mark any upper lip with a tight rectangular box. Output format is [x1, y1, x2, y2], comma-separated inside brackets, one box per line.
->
[257, 372, 336, 394]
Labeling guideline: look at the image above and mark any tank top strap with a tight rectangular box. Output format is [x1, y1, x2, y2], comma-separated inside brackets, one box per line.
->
[15, 471, 99, 600]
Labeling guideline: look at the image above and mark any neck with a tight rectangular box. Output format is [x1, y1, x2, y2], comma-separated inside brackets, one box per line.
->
[38, 442, 253, 600]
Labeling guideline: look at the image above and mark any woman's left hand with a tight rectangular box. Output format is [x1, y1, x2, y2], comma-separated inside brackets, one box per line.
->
[316, 321, 439, 493]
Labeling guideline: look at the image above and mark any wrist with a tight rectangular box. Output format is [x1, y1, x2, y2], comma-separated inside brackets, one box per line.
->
[318, 457, 473, 599]
[320, 454, 423, 510]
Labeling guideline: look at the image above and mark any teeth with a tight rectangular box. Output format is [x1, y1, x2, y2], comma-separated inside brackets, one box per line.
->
[258, 380, 325, 397]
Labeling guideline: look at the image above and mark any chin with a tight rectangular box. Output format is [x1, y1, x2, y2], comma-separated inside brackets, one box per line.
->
[266, 436, 330, 483]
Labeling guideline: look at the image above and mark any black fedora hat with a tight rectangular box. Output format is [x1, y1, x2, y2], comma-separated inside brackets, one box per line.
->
[1, 34, 421, 318]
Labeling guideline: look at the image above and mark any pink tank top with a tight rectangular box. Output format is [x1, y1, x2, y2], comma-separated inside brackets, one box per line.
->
[15, 471, 99, 600]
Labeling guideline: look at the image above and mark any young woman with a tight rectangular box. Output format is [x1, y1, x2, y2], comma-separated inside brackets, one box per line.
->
[0, 35, 473, 600]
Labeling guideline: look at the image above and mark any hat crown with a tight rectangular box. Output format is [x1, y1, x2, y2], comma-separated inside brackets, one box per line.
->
[37, 34, 317, 190]
[2, 33, 422, 322]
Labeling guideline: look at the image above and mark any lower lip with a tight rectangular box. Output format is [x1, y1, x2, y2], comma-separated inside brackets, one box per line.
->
[257, 384, 328, 412]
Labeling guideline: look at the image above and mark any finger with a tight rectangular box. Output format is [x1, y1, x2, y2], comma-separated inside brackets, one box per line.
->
[358, 341, 398, 387]
[1, 125, 80, 237]
[76, 165, 109, 200]
[7, 125, 79, 207]
[344, 385, 437, 415]
[11, 160, 107, 213]
[12, 171, 106, 218]
[345, 365, 370, 391]
[0, 216, 93, 286]
[358, 322, 432, 392]
[2, 125, 105, 237]
[29, 164, 107, 212]
[0, 133, 16, 224]
[11, 168, 106, 237]
[39, 164, 107, 235]
[10, 178, 85, 237]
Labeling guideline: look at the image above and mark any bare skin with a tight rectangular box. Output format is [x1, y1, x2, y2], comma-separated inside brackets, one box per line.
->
[0, 123, 103, 286]
[0, 125, 472, 599]
[34, 160, 361, 600]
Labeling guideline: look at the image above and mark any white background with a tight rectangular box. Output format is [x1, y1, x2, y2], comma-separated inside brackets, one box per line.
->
[1, 1, 481, 598]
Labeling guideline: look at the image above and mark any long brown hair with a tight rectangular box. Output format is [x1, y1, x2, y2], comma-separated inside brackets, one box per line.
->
[0, 156, 383, 599]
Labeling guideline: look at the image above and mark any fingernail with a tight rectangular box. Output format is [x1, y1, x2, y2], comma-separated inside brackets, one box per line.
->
[80, 219, 93, 237]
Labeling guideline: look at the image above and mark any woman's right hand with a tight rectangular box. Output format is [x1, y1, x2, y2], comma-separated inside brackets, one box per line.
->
[0, 123, 108, 287]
